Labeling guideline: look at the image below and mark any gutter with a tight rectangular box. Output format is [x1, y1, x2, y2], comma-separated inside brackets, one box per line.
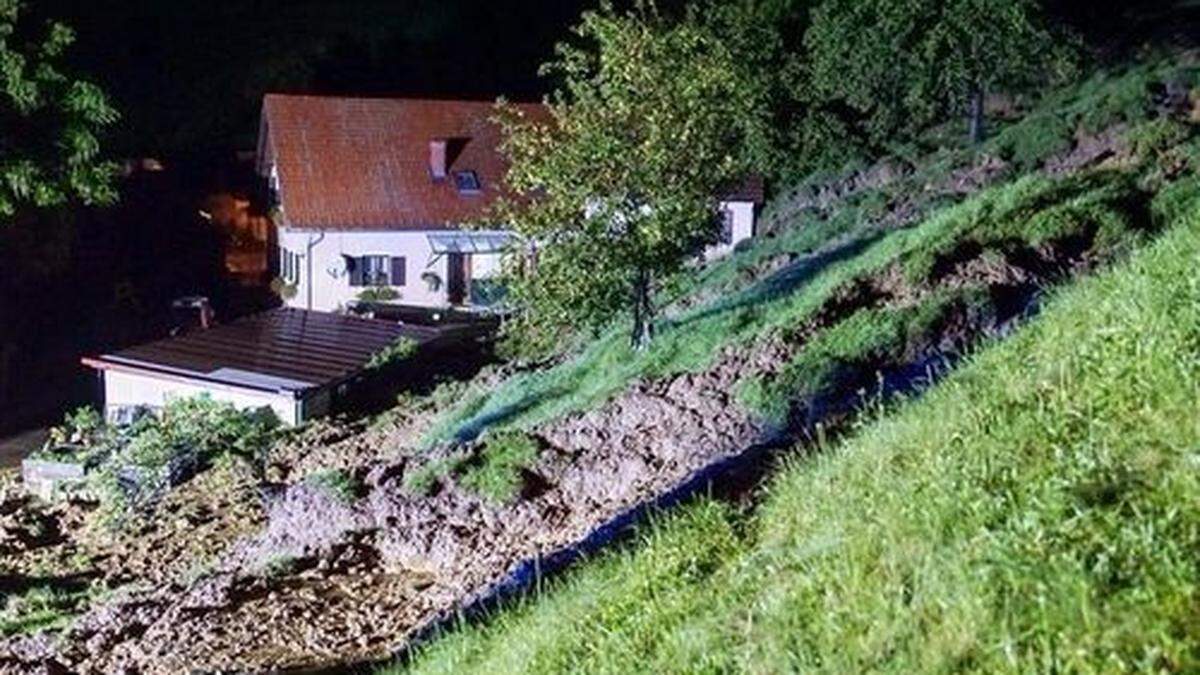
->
[305, 231, 326, 311]
[81, 356, 311, 398]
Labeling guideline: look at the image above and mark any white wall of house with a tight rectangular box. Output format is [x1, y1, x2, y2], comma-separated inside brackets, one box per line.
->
[276, 228, 505, 312]
[705, 200, 757, 260]
[275, 202, 755, 313]
[102, 369, 302, 425]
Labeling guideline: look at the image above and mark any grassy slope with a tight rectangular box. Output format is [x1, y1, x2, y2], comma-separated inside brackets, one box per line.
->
[423, 55, 1198, 446]
[396, 186, 1200, 674]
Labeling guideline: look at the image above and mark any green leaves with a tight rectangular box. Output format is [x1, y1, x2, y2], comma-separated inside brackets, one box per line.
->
[804, 0, 1078, 147]
[0, 2, 119, 221]
[496, 1, 771, 357]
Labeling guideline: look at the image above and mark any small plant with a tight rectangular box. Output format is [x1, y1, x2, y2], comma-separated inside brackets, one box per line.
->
[357, 285, 400, 303]
[403, 455, 466, 496]
[366, 337, 420, 370]
[269, 276, 298, 301]
[459, 430, 541, 503]
[43, 407, 108, 456]
[304, 469, 360, 504]
[262, 554, 298, 579]
[0, 583, 98, 637]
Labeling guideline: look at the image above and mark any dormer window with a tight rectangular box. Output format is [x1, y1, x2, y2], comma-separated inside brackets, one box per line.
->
[454, 170, 481, 194]
[430, 139, 448, 180]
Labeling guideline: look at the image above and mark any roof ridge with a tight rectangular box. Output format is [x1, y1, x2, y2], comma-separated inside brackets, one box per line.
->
[263, 93, 546, 107]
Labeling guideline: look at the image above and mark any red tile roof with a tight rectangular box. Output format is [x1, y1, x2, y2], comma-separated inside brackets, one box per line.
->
[260, 95, 549, 231]
[721, 174, 766, 205]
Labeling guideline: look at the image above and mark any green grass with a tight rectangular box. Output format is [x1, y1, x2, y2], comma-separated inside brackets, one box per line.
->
[303, 468, 360, 504]
[391, 183, 1200, 675]
[459, 430, 541, 503]
[987, 56, 1200, 170]
[424, 169, 1157, 446]
[0, 584, 95, 637]
[736, 291, 962, 424]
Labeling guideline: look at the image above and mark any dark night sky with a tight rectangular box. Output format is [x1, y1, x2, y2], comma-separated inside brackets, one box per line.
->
[35, 0, 603, 157]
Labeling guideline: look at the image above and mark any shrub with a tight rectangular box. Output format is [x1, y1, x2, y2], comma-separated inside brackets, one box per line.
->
[366, 337, 420, 370]
[47, 407, 104, 446]
[988, 111, 1074, 170]
[37, 406, 112, 466]
[357, 285, 400, 303]
[89, 396, 280, 526]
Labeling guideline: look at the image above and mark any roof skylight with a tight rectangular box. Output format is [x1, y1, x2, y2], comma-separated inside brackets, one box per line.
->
[454, 170, 482, 194]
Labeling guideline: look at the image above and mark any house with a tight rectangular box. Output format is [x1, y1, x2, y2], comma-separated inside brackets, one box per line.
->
[82, 308, 440, 425]
[256, 95, 763, 313]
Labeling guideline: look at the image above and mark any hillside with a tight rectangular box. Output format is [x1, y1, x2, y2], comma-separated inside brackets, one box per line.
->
[396, 173, 1200, 675]
[389, 54, 1200, 673]
[1, 52, 1198, 673]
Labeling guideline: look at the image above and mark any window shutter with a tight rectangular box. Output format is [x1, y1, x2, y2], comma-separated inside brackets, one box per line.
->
[346, 255, 363, 287]
[390, 256, 407, 286]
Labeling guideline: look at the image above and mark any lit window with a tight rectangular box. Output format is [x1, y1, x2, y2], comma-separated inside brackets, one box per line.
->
[454, 170, 482, 194]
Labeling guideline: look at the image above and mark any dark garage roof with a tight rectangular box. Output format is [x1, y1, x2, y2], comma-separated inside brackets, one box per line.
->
[84, 308, 439, 395]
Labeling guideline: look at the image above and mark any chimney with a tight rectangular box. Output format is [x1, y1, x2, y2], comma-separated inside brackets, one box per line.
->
[429, 139, 448, 181]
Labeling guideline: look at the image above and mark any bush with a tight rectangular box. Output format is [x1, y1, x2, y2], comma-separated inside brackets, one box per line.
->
[89, 396, 280, 526]
[988, 111, 1074, 170]
[38, 407, 111, 465]
[357, 285, 400, 303]
[366, 337, 420, 370]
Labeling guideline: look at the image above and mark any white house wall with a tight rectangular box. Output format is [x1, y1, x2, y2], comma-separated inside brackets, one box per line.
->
[278, 229, 449, 311]
[278, 202, 755, 312]
[706, 200, 757, 260]
[103, 369, 301, 425]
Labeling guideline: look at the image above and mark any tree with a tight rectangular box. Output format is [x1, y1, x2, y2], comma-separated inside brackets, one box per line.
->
[0, 0, 119, 221]
[495, 2, 770, 355]
[804, 0, 1076, 146]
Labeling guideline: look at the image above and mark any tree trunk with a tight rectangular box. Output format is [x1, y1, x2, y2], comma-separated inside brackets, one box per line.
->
[630, 268, 655, 351]
[968, 85, 986, 145]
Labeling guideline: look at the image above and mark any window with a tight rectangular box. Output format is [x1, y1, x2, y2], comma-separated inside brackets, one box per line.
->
[349, 255, 405, 286]
[362, 255, 390, 286]
[718, 208, 734, 245]
[454, 170, 481, 194]
[279, 248, 301, 283]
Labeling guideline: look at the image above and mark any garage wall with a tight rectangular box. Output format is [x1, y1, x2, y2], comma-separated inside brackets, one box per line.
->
[103, 370, 301, 425]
